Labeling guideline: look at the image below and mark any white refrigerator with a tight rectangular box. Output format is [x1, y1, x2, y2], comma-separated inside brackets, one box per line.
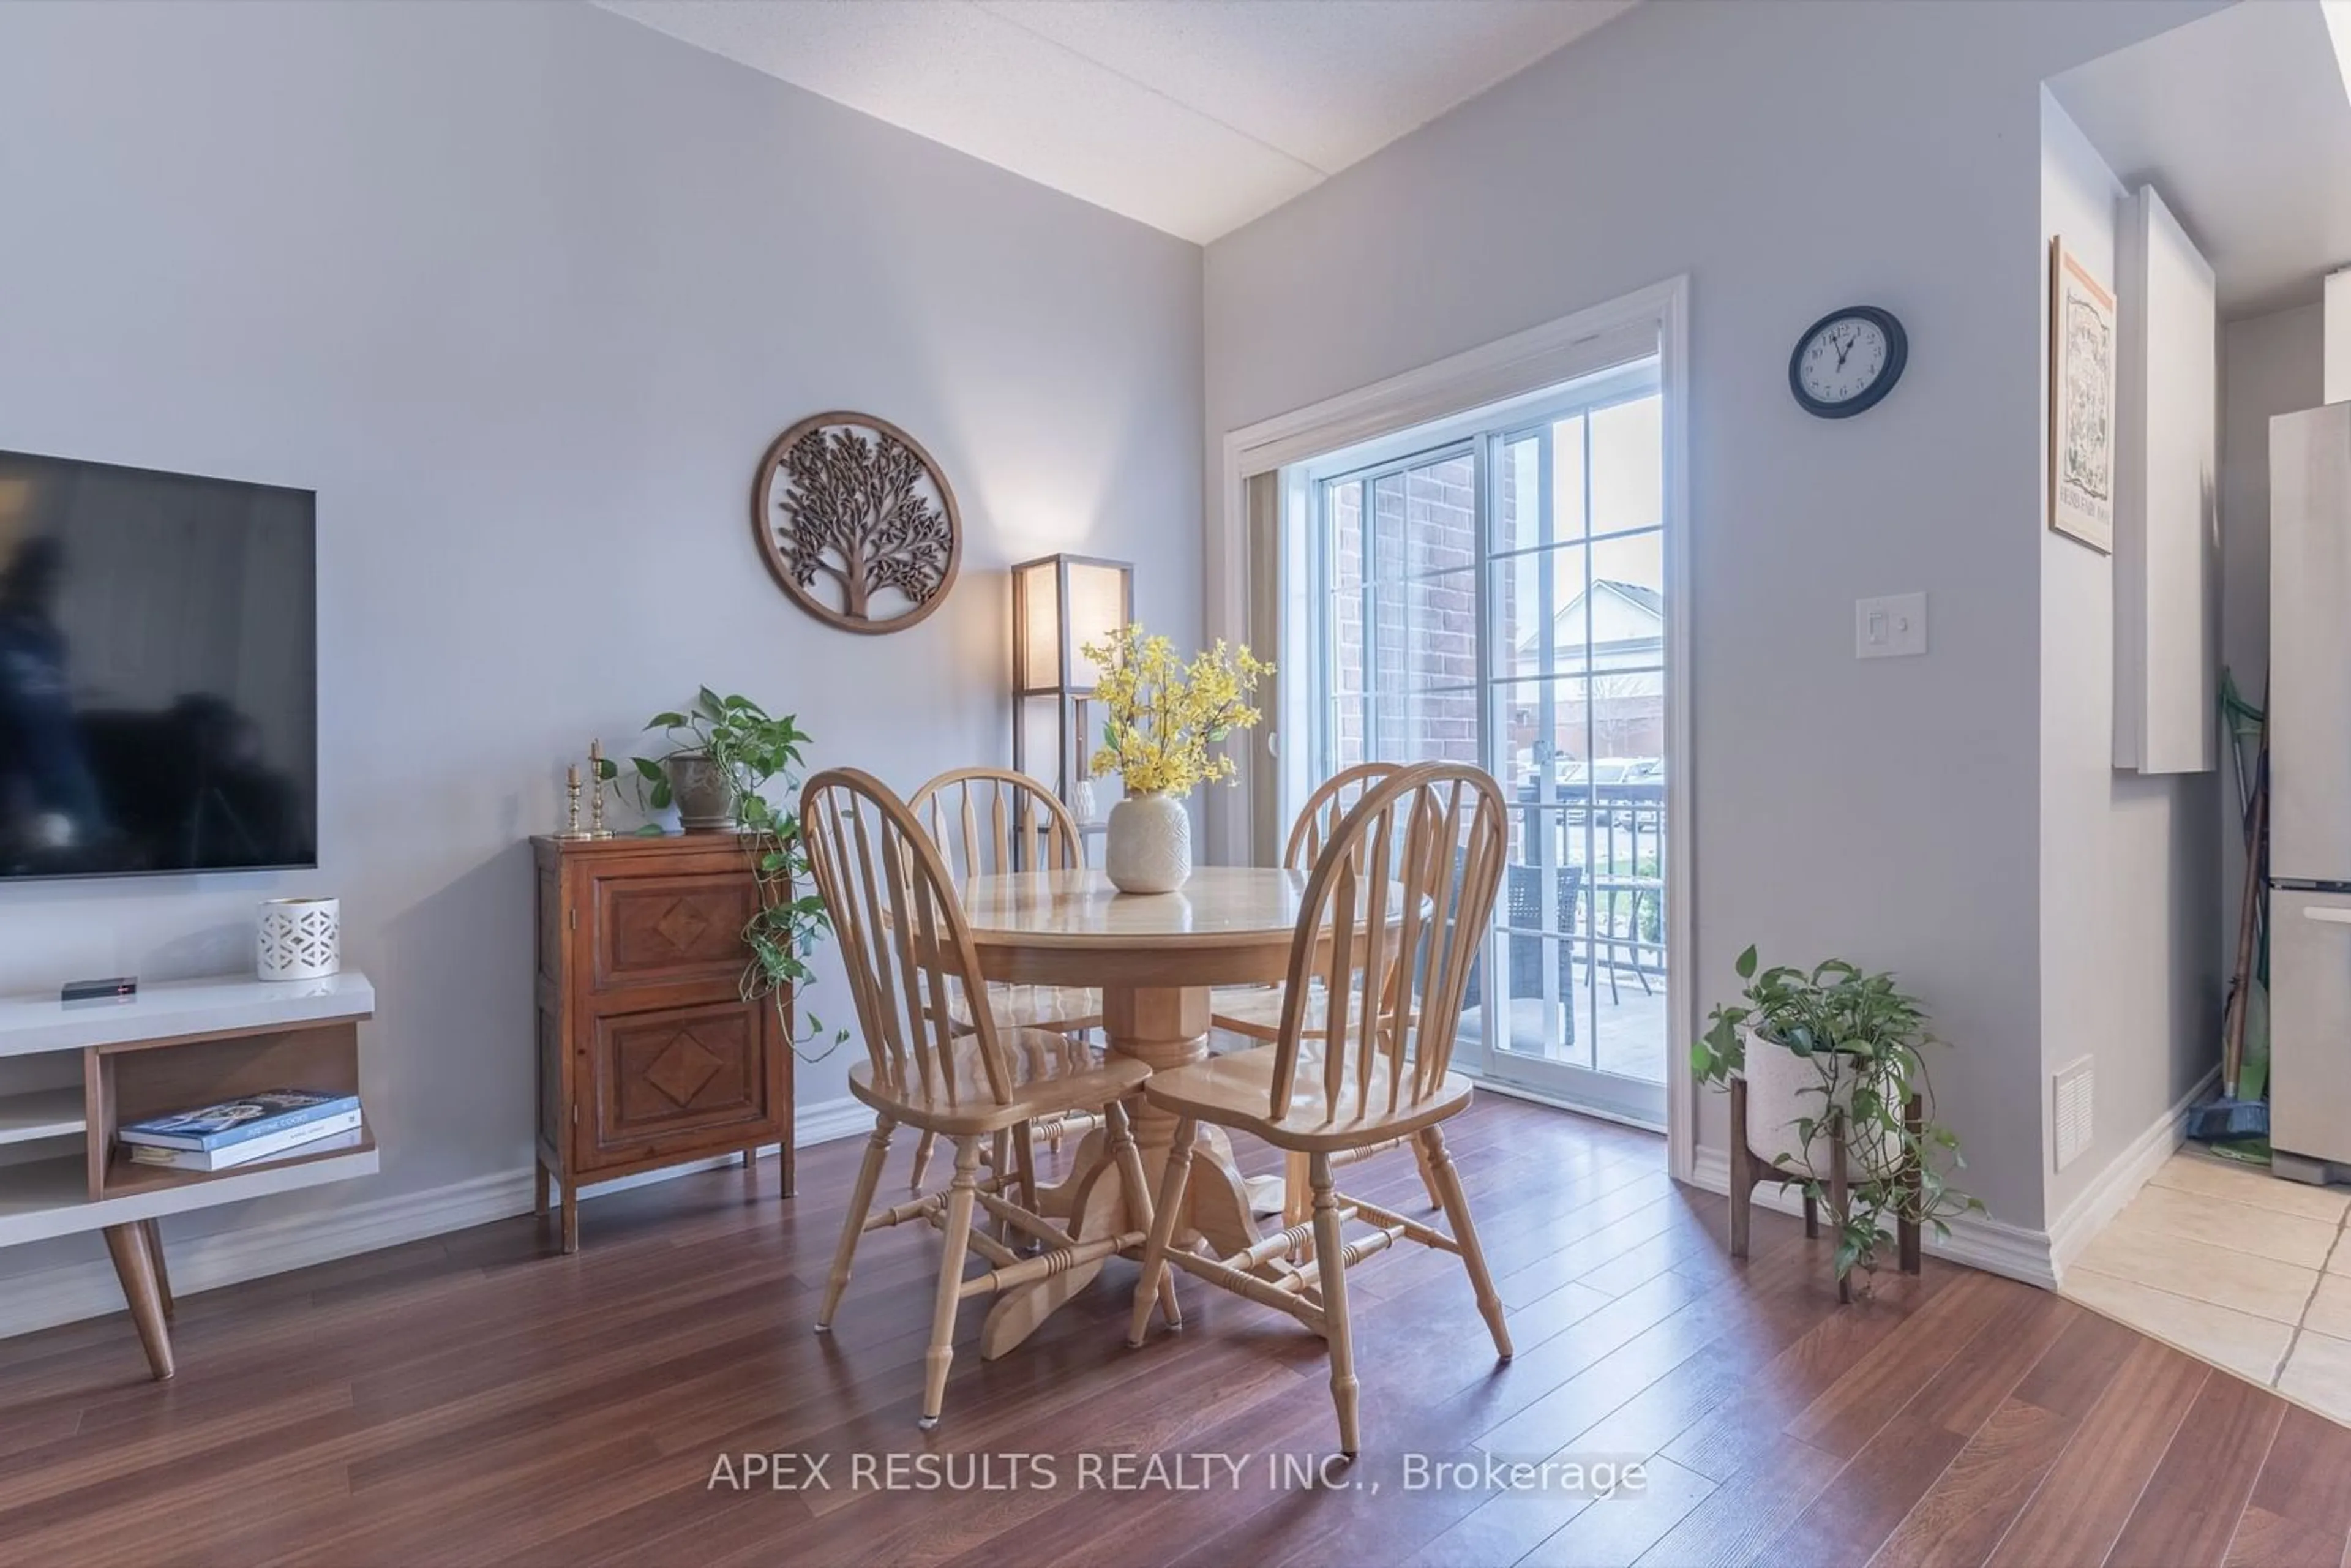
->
[2269, 402, 2351, 1176]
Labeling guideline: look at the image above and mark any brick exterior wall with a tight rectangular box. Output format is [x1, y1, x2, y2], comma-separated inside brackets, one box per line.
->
[1327, 449, 1662, 782]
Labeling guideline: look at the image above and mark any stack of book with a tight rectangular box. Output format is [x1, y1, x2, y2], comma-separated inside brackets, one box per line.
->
[119, 1089, 363, 1172]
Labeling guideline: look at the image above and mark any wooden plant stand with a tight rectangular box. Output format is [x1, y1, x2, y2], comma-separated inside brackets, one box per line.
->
[1728, 1076, 1923, 1302]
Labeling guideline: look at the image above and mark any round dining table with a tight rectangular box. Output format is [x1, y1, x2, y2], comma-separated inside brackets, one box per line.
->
[954, 865, 1322, 1359]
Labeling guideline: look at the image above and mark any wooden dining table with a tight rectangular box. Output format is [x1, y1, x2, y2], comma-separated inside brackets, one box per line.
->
[955, 865, 1349, 1359]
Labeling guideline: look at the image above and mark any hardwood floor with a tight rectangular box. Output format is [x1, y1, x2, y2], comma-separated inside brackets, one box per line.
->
[1, 1098, 2340, 1567]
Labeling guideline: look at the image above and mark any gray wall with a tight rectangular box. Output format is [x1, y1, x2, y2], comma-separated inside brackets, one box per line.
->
[1204, 0, 2218, 1231]
[2037, 92, 2221, 1226]
[0, 0, 1202, 1282]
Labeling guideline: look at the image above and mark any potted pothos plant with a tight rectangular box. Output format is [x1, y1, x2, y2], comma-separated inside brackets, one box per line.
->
[606, 689, 845, 1063]
[1695, 946, 1981, 1285]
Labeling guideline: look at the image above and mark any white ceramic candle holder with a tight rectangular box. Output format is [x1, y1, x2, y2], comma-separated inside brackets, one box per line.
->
[257, 896, 342, 981]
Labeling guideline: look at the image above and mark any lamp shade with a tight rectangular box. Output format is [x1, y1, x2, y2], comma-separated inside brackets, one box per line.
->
[1011, 553, 1132, 694]
[1011, 553, 1134, 815]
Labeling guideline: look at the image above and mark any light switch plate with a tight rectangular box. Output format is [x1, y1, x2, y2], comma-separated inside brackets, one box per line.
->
[1855, 592, 1927, 659]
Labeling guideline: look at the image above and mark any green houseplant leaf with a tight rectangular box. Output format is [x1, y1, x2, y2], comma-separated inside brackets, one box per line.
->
[615, 690, 848, 1065]
[1700, 943, 1974, 1289]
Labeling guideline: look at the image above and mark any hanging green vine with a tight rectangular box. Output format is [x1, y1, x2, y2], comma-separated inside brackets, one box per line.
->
[612, 688, 846, 1063]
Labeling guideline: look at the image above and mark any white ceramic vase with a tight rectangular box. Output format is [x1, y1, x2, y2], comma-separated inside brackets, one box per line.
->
[1741, 1025, 1895, 1171]
[257, 896, 342, 981]
[1104, 793, 1191, 894]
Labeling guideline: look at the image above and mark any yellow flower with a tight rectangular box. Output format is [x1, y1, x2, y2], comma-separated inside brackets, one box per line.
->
[1080, 624, 1270, 797]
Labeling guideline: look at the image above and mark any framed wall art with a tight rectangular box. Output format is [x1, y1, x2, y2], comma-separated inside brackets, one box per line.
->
[2050, 237, 2118, 553]
[753, 411, 962, 634]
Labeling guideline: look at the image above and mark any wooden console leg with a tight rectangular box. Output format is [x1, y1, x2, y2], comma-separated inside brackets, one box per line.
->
[1899, 1092, 1923, 1275]
[560, 1182, 580, 1256]
[1728, 1076, 1753, 1260]
[534, 1161, 550, 1218]
[140, 1219, 174, 1319]
[103, 1224, 175, 1381]
[1829, 1112, 1851, 1305]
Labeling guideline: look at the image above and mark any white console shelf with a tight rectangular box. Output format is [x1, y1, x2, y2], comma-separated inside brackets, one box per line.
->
[0, 972, 377, 1378]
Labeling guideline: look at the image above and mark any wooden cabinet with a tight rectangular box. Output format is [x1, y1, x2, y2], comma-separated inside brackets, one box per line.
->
[533, 834, 793, 1251]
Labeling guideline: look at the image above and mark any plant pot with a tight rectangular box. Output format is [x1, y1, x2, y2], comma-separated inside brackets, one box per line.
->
[1104, 792, 1191, 894]
[665, 752, 739, 832]
[1740, 1025, 1896, 1172]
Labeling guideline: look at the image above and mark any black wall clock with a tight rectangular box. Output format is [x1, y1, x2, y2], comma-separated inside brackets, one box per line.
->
[1788, 306, 1907, 418]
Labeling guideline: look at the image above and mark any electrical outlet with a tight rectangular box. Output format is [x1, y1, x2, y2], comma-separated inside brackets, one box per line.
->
[1855, 592, 1927, 659]
[2053, 1057, 2094, 1171]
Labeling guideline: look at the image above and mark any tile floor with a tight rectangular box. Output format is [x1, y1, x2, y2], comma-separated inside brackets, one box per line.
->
[2063, 1149, 2351, 1424]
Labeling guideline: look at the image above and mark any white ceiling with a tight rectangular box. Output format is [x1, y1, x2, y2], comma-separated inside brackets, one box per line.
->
[2051, 0, 2351, 317]
[593, 0, 1637, 244]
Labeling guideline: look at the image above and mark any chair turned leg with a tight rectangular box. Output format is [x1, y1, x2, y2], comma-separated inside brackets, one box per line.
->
[1728, 1075, 1753, 1260]
[1283, 1150, 1311, 1232]
[1308, 1153, 1361, 1458]
[1421, 1126, 1511, 1360]
[103, 1223, 174, 1381]
[919, 1139, 984, 1430]
[1128, 1115, 1196, 1347]
[1103, 1099, 1179, 1331]
[909, 1129, 937, 1191]
[1899, 1092, 1924, 1275]
[817, 1117, 894, 1331]
[1829, 1110, 1852, 1305]
[1409, 1136, 1444, 1214]
[991, 1128, 1015, 1243]
[1012, 1122, 1040, 1217]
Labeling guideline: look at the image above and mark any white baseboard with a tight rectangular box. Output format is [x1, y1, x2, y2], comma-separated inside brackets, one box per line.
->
[0, 1095, 871, 1342]
[1687, 1147, 2059, 1290]
[1685, 1066, 2221, 1295]
[2044, 1066, 2219, 1284]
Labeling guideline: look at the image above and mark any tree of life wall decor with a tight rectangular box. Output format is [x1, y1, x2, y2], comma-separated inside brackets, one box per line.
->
[752, 412, 962, 634]
[2049, 238, 2117, 554]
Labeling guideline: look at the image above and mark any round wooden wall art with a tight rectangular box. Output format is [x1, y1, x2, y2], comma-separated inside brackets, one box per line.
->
[752, 411, 962, 635]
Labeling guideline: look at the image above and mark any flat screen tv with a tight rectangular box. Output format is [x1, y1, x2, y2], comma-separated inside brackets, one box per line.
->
[0, 450, 317, 880]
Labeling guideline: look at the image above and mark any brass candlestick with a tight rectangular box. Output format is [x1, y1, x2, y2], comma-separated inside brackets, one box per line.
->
[587, 739, 613, 839]
[557, 763, 590, 840]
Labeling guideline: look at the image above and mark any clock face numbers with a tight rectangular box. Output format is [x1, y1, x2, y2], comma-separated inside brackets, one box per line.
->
[1799, 318, 1888, 405]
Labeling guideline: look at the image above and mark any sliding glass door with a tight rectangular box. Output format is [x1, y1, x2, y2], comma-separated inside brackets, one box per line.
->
[1307, 359, 1669, 1125]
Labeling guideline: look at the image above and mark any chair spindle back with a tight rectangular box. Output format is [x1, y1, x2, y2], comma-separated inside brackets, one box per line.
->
[1267, 764, 1508, 1124]
[1283, 762, 1404, 870]
[909, 767, 1082, 882]
[801, 768, 1012, 1108]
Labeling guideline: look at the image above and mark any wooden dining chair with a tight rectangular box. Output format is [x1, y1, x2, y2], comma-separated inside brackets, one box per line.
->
[906, 767, 1104, 1189]
[1207, 760, 1404, 1041]
[1209, 760, 1443, 1219]
[1125, 763, 1513, 1457]
[801, 768, 1161, 1430]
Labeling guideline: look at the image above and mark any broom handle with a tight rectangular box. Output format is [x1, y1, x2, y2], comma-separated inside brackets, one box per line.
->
[2221, 710, 2269, 1099]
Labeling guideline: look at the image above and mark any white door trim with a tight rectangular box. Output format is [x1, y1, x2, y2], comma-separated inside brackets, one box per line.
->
[1207, 275, 1696, 1183]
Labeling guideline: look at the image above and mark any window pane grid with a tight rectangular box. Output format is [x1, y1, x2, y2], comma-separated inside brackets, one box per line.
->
[1306, 370, 1665, 1093]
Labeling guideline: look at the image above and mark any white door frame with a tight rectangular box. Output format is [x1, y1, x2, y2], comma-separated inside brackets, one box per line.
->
[1207, 275, 1695, 1182]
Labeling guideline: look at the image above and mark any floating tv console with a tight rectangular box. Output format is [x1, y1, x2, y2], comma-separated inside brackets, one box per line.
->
[0, 973, 376, 1378]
